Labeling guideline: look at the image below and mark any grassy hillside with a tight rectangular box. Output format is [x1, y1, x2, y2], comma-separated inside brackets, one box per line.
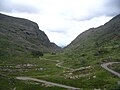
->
[0, 13, 120, 90]
[48, 14, 120, 89]
[0, 13, 61, 59]
[0, 13, 63, 90]
[64, 14, 120, 68]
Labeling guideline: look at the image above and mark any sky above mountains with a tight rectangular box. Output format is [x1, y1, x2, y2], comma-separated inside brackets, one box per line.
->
[0, 0, 120, 46]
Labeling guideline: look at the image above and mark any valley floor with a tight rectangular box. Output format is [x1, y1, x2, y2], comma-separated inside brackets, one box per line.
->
[0, 55, 120, 90]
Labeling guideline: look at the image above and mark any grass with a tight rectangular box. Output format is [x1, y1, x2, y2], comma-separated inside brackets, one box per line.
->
[0, 74, 66, 90]
[0, 37, 120, 90]
[1, 53, 120, 90]
[1, 12, 120, 90]
[110, 63, 120, 73]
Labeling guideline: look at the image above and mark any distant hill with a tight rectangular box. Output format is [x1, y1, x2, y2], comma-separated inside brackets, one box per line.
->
[64, 14, 120, 67]
[0, 13, 61, 57]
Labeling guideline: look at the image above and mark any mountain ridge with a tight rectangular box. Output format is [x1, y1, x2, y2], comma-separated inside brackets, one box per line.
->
[0, 13, 61, 57]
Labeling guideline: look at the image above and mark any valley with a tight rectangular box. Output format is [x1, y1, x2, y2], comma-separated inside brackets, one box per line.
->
[0, 55, 120, 90]
[0, 13, 120, 90]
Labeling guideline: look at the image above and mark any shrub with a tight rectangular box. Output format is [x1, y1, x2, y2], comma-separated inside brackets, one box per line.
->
[31, 50, 43, 58]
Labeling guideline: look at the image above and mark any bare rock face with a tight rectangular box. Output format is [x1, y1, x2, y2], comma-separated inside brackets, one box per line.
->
[0, 13, 61, 56]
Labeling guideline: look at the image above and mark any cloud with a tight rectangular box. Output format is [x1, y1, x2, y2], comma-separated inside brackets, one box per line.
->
[66, 0, 120, 21]
[48, 29, 67, 34]
[0, 0, 119, 19]
[103, 0, 120, 16]
[0, 0, 120, 46]
[0, 0, 40, 13]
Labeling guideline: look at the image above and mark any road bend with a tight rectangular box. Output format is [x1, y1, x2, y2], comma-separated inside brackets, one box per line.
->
[16, 77, 80, 90]
[101, 62, 120, 78]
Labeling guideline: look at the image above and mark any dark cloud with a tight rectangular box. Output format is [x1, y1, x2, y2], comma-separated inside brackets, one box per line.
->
[73, 0, 120, 21]
[0, 0, 39, 13]
[104, 0, 120, 16]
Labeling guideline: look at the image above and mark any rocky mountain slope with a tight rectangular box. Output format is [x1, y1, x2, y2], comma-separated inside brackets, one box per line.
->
[0, 13, 61, 57]
[64, 14, 120, 67]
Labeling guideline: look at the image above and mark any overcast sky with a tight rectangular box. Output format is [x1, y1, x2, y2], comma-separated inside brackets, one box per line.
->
[0, 0, 120, 46]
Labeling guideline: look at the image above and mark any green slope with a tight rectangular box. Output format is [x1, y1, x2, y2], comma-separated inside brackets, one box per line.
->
[0, 13, 120, 90]
[64, 14, 120, 68]
[0, 13, 61, 60]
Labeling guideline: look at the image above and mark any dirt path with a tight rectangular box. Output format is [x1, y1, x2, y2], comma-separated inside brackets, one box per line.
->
[101, 62, 120, 78]
[16, 77, 80, 90]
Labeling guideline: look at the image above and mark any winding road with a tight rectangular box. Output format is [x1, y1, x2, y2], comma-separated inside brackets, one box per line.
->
[16, 58, 80, 89]
[16, 77, 80, 90]
[44, 58, 91, 71]
[16, 59, 120, 90]
[56, 61, 72, 70]
[101, 62, 120, 78]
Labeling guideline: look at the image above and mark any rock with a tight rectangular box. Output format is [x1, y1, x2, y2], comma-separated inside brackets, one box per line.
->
[93, 76, 96, 78]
